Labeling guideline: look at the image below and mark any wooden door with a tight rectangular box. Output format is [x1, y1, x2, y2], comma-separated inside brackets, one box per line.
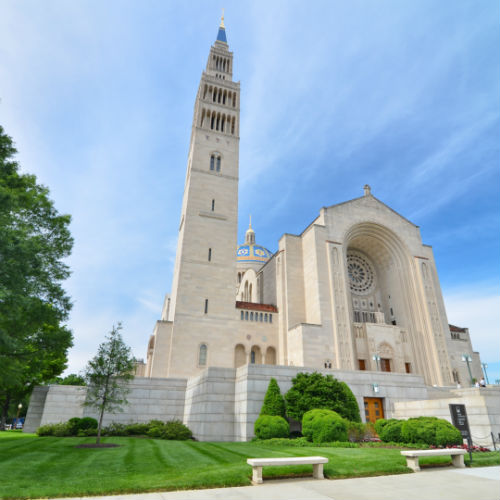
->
[380, 358, 391, 372]
[364, 397, 384, 423]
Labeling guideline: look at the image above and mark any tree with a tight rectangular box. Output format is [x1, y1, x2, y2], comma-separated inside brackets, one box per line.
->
[0, 125, 73, 429]
[259, 378, 286, 418]
[46, 373, 86, 386]
[285, 372, 361, 422]
[83, 323, 135, 444]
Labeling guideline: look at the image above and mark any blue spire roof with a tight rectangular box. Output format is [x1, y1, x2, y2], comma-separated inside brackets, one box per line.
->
[216, 12, 227, 43]
[216, 26, 227, 43]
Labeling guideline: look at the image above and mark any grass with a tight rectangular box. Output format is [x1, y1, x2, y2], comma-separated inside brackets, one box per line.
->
[0, 433, 498, 500]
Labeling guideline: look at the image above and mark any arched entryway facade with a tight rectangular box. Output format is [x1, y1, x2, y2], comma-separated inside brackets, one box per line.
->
[341, 221, 450, 385]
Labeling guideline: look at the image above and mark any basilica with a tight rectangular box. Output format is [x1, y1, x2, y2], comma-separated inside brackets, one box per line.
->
[25, 18, 496, 443]
[143, 17, 482, 389]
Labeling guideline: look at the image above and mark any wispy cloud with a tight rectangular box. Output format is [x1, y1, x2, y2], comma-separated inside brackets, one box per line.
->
[1, 1, 498, 375]
[443, 284, 500, 366]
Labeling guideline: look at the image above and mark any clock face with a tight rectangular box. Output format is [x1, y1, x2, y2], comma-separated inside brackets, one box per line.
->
[347, 251, 376, 295]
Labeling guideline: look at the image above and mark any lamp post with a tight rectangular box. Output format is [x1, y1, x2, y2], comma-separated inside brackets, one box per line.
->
[461, 354, 473, 386]
[481, 363, 489, 385]
[15, 403, 22, 429]
[372, 354, 381, 371]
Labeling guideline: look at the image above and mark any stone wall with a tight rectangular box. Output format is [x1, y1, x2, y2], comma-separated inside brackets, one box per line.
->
[23, 377, 186, 433]
[393, 386, 500, 447]
[24, 366, 498, 445]
[183, 367, 236, 441]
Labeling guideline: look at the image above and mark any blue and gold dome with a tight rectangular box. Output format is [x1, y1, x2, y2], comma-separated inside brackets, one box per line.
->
[237, 220, 272, 264]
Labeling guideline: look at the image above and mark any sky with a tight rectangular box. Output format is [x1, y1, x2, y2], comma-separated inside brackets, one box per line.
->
[1, 0, 499, 383]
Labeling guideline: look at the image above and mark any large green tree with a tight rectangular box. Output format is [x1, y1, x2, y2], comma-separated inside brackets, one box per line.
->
[0, 125, 73, 428]
[83, 323, 135, 444]
[285, 372, 361, 422]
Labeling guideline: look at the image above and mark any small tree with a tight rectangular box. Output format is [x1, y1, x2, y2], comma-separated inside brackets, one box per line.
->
[260, 378, 286, 418]
[285, 372, 361, 422]
[83, 323, 134, 444]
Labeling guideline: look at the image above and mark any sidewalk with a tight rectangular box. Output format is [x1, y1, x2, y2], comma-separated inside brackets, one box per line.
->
[54, 466, 499, 500]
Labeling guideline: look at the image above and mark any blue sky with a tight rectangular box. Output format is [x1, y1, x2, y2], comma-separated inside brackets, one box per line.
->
[1, 1, 499, 382]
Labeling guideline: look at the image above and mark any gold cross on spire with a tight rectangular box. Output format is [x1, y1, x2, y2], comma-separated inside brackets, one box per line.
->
[220, 8, 225, 29]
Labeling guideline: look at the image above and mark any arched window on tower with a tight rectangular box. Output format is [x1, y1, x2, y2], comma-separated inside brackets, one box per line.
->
[216, 156, 221, 172]
[210, 155, 215, 171]
[198, 344, 207, 366]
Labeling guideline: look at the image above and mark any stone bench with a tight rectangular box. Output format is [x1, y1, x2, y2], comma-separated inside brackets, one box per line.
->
[401, 449, 467, 472]
[247, 456, 328, 484]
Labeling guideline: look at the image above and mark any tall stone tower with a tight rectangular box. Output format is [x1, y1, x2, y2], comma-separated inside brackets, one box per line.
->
[147, 15, 241, 378]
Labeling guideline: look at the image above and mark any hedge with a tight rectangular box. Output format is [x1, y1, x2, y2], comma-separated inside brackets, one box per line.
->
[254, 415, 290, 439]
[302, 409, 348, 443]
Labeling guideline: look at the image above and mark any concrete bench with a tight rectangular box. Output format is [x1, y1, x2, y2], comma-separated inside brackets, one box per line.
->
[401, 449, 467, 472]
[247, 456, 328, 484]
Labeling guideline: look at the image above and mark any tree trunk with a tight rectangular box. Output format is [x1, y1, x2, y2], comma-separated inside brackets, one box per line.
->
[96, 403, 105, 445]
[0, 393, 11, 431]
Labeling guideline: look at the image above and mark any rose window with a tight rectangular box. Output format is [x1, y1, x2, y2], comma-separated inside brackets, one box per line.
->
[347, 252, 376, 295]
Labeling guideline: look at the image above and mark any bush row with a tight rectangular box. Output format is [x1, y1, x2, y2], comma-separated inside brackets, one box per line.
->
[36, 418, 192, 440]
[254, 408, 377, 444]
[374, 417, 462, 446]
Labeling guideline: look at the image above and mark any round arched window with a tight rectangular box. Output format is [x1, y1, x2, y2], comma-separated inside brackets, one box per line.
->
[347, 251, 376, 295]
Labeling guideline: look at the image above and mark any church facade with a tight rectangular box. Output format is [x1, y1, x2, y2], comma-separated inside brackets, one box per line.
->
[144, 19, 482, 388]
[26, 18, 497, 442]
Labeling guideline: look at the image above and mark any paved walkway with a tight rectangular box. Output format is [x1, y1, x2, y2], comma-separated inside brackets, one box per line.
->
[55, 466, 499, 500]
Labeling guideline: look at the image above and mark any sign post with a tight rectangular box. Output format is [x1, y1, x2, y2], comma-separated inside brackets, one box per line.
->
[449, 404, 472, 463]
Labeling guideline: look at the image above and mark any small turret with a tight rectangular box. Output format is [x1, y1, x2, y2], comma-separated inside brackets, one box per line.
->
[245, 216, 255, 244]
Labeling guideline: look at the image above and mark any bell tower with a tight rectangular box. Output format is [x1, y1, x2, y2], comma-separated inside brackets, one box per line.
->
[154, 15, 241, 378]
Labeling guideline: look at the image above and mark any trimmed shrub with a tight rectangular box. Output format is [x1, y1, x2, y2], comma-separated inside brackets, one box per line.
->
[285, 372, 361, 422]
[78, 417, 98, 430]
[36, 423, 71, 437]
[260, 378, 286, 418]
[52, 423, 71, 437]
[125, 423, 150, 436]
[65, 417, 98, 435]
[147, 420, 193, 440]
[302, 409, 348, 443]
[77, 428, 98, 437]
[254, 415, 290, 439]
[67, 418, 82, 436]
[379, 420, 404, 442]
[101, 422, 127, 436]
[163, 420, 193, 440]
[401, 417, 462, 446]
[37, 424, 57, 436]
[435, 421, 462, 447]
[374, 418, 391, 436]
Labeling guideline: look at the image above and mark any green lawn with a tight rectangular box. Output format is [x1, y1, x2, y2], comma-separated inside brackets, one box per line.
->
[0, 433, 498, 500]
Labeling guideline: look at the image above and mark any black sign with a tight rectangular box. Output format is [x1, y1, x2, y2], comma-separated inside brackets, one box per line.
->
[449, 404, 471, 440]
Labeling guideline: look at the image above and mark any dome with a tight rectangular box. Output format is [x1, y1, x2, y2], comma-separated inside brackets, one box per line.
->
[237, 218, 272, 264]
[237, 243, 273, 263]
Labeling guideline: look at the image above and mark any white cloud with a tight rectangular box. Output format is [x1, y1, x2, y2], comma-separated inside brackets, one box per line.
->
[443, 285, 500, 365]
